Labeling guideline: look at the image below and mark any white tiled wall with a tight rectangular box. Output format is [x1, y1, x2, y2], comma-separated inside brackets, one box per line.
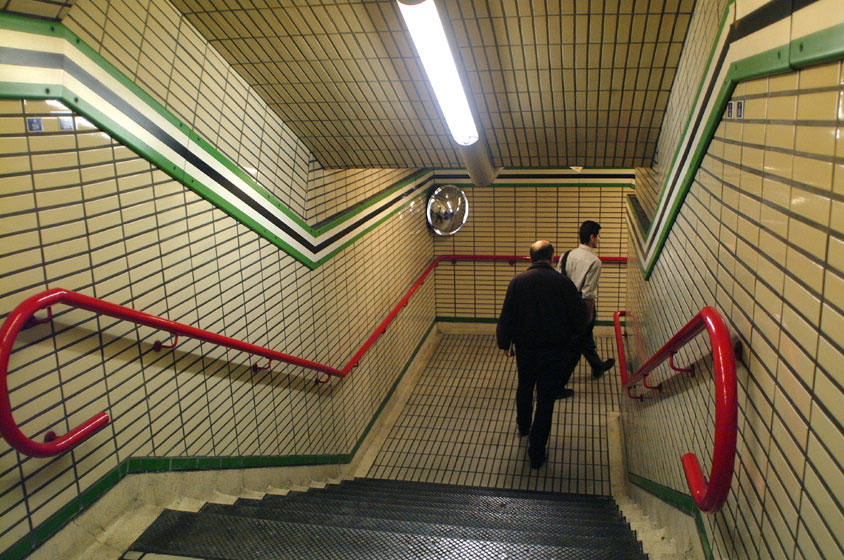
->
[0, 96, 436, 554]
[637, 0, 730, 223]
[433, 184, 630, 325]
[0, 0, 439, 552]
[63, 0, 313, 219]
[624, 61, 844, 559]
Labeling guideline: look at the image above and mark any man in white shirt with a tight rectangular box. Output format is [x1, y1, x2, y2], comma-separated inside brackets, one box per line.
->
[555, 220, 615, 395]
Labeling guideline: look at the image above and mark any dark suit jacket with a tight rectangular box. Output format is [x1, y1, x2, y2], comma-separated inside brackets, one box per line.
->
[496, 261, 588, 351]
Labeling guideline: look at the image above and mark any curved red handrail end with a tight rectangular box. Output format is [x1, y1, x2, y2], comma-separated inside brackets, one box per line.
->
[681, 307, 737, 513]
[614, 306, 737, 513]
[2, 257, 629, 458]
[613, 310, 628, 385]
[1, 289, 111, 458]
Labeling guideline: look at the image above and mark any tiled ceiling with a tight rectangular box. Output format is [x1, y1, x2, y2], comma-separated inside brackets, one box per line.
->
[171, 0, 694, 169]
[15, 0, 694, 169]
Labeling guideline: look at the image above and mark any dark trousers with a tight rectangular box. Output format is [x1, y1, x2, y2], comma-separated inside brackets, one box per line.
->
[579, 316, 603, 369]
[562, 313, 602, 379]
[515, 345, 576, 461]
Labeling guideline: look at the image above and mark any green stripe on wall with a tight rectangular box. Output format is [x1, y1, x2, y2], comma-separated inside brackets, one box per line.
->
[637, 9, 844, 278]
[0, 13, 429, 270]
[628, 472, 713, 560]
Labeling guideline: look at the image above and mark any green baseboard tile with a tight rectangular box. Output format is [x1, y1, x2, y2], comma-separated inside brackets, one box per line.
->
[2, 318, 439, 560]
[0, 535, 35, 560]
[31, 498, 82, 551]
[349, 320, 437, 457]
[628, 472, 712, 560]
[79, 468, 121, 509]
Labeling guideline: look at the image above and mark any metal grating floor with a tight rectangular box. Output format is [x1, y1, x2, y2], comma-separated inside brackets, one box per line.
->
[366, 334, 620, 494]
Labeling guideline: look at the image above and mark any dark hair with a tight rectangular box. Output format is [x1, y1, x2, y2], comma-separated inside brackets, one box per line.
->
[579, 220, 601, 244]
[530, 241, 554, 262]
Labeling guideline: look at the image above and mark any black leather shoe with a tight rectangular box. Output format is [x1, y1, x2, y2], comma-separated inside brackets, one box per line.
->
[529, 453, 547, 469]
[592, 358, 615, 379]
[554, 388, 575, 400]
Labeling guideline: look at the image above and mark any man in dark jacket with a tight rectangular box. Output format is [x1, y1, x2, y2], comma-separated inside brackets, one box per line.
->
[497, 240, 588, 468]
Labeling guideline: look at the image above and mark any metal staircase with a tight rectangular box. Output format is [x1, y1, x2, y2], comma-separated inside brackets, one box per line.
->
[126, 478, 649, 559]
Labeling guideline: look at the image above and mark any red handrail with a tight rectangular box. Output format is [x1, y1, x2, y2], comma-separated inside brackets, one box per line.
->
[613, 307, 737, 513]
[1, 254, 626, 458]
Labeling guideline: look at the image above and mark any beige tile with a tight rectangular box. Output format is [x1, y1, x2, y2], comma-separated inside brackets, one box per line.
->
[0, 173, 32, 194]
[796, 496, 840, 560]
[798, 62, 840, 90]
[783, 276, 821, 326]
[815, 350, 841, 423]
[767, 95, 797, 121]
[787, 247, 824, 293]
[792, 155, 833, 191]
[820, 300, 843, 341]
[788, 218, 828, 262]
[796, 91, 839, 121]
[769, 72, 799, 93]
[0, 154, 31, 174]
[794, 125, 836, 157]
[831, 199, 844, 232]
[763, 148, 793, 178]
[789, 188, 831, 226]
[0, 117, 25, 134]
[834, 162, 844, 194]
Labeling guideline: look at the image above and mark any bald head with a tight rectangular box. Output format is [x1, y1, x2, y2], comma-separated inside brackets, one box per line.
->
[529, 240, 554, 263]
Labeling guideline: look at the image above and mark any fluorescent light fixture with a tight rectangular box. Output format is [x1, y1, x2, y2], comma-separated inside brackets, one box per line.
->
[397, 0, 479, 146]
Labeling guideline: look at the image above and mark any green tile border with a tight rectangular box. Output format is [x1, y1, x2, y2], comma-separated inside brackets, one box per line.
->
[628, 472, 713, 560]
[0, 319, 438, 560]
[636, 7, 844, 279]
[0, 13, 432, 270]
[348, 320, 437, 457]
[790, 22, 844, 69]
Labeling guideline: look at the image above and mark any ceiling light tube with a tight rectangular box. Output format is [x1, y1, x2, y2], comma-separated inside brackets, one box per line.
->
[397, 0, 479, 146]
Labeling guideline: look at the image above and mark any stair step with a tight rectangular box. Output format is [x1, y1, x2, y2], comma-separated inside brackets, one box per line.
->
[310, 484, 620, 513]
[239, 497, 634, 534]
[260, 492, 626, 523]
[345, 477, 614, 504]
[131, 509, 649, 560]
[201, 502, 645, 553]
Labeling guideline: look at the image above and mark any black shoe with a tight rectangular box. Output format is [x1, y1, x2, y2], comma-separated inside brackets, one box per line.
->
[529, 452, 547, 469]
[592, 358, 615, 379]
[518, 427, 530, 437]
[554, 388, 575, 400]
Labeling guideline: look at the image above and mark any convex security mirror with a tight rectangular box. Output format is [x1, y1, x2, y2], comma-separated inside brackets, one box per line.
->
[426, 185, 469, 236]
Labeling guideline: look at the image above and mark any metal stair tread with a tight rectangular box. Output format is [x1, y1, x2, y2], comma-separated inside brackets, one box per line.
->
[235, 497, 635, 534]
[131, 509, 649, 560]
[259, 493, 629, 523]
[199, 502, 645, 553]
[346, 477, 615, 504]
[306, 485, 621, 513]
